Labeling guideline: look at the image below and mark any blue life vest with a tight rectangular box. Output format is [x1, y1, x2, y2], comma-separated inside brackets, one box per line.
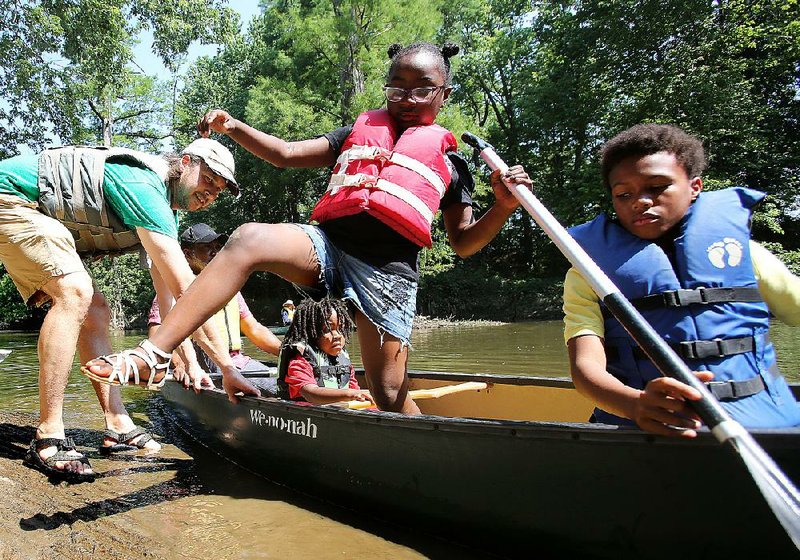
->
[277, 343, 352, 401]
[570, 187, 800, 428]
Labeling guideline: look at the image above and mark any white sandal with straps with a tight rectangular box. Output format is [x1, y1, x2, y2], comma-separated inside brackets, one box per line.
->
[81, 340, 172, 390]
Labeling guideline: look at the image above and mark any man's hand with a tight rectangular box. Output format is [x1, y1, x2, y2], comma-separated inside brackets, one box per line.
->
[221, 368, 261, 404]
[186, 366, 215, 393]
[173, 361, 215, 392]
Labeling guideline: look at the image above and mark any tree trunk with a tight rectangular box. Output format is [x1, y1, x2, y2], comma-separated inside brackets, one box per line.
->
[101, 93, 124, 329]
[332, 0, 365, 123]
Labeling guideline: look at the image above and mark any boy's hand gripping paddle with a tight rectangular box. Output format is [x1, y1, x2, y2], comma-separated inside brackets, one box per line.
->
[462, 131, 800, 549]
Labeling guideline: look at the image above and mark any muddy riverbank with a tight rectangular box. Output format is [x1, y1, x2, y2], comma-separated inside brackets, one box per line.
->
[0, 400, 493, 560]
[0, 410, 177, 559]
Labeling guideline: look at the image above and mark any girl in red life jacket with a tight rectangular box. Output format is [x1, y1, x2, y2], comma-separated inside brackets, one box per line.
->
[83, 42, 533, 413]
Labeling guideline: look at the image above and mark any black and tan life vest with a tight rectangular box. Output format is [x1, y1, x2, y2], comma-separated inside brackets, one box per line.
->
[37, 146, 169, 255]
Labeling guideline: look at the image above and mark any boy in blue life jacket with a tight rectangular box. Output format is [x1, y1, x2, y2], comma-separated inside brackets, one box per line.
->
[564, 123, 800, 437]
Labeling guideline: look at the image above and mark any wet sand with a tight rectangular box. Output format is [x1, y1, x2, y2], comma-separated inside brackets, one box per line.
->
[0, 411, 170, 559]
[0, 402, 494, 560]
[0, 326, 575, 560]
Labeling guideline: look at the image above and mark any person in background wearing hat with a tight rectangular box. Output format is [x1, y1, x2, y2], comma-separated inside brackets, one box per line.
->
[280, 300, 295, 326]
[0, 139, 258, 482]
[148, 223, 282, 385]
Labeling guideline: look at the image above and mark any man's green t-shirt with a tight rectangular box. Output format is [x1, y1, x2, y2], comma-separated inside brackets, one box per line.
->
[0, 154, 178, 240]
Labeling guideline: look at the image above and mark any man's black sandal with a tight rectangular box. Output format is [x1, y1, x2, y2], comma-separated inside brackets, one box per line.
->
[23, 437, 96, 483]
[99, 427, 154, 454]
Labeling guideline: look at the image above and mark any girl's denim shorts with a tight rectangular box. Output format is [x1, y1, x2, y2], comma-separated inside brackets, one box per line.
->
[295, 224, 417, 347]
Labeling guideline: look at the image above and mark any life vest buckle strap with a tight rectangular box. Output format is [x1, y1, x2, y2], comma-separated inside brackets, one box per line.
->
[633, 287, 763, 310]
[327, 173, 377, 194]
[336, 146, 447, 198]
[618, 334, 763, 362]
[337, 145, 391, 169]
[676, 336, 755, 360]
[706, 376, 765, 401]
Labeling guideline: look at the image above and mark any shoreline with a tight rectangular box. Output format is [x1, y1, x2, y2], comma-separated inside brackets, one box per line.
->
[412, 315, 506, 330]
[0, 316, 512, 337]
[0, 405, 489, 560]
[0, 410, 176, 559]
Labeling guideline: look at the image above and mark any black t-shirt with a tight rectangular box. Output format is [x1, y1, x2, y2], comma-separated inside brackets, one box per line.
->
[319, 125, 475, 281]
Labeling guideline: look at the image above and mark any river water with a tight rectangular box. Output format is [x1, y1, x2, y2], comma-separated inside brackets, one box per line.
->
[1, 320, 799, 558]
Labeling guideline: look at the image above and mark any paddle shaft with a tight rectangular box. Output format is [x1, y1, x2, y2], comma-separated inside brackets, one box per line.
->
[462, 133, 731, 430]
[341, 382, 488, 409]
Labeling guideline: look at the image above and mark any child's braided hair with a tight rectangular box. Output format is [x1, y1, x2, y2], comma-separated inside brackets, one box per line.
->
[282, 297, 355, 348]
[386, 42, 460, 86]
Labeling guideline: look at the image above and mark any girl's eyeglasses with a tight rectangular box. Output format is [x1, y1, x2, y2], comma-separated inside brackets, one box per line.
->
[383, 86, 443, 104]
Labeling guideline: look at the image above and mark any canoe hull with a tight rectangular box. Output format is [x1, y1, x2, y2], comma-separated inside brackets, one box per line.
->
[161, 374, 800, 559]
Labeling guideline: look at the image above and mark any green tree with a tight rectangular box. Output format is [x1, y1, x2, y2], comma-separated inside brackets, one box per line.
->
[0, 0, 239, 155]
[175, 1, 445, 227]
[448, 0, 800, 286]
[0, 0, 240, 328]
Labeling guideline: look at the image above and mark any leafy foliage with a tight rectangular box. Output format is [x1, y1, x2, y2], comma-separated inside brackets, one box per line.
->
[0, 0, 238, 154]
[2, 0, 799, 326]
[87, 253, 155, 329]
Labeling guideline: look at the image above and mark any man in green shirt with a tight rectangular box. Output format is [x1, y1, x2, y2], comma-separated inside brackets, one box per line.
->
[0, 139, 259, 482]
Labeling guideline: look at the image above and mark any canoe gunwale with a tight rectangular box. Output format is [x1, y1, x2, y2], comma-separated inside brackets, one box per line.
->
[214, 369, 579, 388]
[175, 373, 800, 447]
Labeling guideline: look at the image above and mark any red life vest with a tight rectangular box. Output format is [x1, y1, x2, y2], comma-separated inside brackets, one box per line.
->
[310, 109, 457, 247]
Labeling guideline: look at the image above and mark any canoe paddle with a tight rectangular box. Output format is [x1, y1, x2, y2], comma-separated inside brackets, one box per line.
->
[461, 131, 800, 548]
[334, 381, 489, 409]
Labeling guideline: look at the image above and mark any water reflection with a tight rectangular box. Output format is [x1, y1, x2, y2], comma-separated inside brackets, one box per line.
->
[2, 320, 799, 558]
[402, 322, 570, 376]
[1, 319, 798, 416]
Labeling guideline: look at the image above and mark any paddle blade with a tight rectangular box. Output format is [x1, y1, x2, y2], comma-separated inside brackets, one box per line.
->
[731, 431, 800, 548]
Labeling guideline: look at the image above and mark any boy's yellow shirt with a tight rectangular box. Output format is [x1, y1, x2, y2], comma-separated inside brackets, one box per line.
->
[563, 241, 800, 344]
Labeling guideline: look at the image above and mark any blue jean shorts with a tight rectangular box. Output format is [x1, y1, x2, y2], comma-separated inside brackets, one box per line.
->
[295, 224, 417, 347]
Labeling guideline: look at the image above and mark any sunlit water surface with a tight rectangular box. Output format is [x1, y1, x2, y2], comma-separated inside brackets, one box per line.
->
[1, 319, 798, 558]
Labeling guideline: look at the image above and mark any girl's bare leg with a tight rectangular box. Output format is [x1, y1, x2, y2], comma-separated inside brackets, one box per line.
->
[355, 312, 420, 414]
[85, 223, 319, 379]
[152, 223, 319, 351]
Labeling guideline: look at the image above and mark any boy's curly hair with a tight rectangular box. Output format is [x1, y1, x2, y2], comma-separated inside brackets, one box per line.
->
[600, 124, 707, 189]
[282, 297, 355, 348]
[386, 42, 460, 85]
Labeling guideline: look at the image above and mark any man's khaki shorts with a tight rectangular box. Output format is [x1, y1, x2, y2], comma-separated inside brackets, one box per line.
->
[0, 194, 85, 305]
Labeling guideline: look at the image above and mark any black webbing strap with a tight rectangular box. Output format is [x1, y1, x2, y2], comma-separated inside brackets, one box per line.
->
[630, 287, 762, 311]
[607, 333, 770, 363]
[604, 346, 768, 401]
[706, 376, 765, 401]
[606, 333, 776, 402]
[628, 335, 758, 361]
[674, 336, 756, 360]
